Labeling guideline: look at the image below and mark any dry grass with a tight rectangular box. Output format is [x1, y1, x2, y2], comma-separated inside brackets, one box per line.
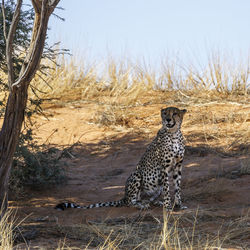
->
[1, 52, 249, 109]
[23, 53, 249, 105]
[51, 209, 250, 249]
[92, 104, 135, 128]
[27, 57, 155, 106]
[183, 103, 250, 155]
[0, 208, 15, 250]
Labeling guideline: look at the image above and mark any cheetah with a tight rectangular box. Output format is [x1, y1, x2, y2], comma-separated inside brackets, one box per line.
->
[55, 107, 187, 211]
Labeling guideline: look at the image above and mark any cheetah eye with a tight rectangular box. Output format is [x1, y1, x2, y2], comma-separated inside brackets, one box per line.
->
[173, 112, 178, 116]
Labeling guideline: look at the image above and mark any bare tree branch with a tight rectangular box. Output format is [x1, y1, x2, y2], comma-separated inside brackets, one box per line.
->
[12, 0, 50, 88]
[52, 12, 65, 21]
[1, 0, 7, 41]
[49, 0, 60, 9]
[12, 0, 64, 89]
[6, 0, 22, 89]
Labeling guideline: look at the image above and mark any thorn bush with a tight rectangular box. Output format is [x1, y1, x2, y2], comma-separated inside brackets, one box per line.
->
[9, 129, 67, 197]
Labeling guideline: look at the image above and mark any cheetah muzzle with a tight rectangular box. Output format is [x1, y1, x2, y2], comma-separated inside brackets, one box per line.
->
[55, 107, 187, 211]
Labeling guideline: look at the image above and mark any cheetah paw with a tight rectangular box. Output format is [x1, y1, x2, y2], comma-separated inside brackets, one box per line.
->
[173, 205, 188, 211]
[180, 205, 187, 210]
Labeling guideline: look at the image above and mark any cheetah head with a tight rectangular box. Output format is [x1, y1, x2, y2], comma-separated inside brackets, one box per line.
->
[161, 107, 187, 132]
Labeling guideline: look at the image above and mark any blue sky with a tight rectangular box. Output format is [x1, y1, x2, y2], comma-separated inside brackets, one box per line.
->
[47, 0, 250, 67]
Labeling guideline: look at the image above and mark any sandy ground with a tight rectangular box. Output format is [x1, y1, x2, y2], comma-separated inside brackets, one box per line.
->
[8, 104, 250, 249]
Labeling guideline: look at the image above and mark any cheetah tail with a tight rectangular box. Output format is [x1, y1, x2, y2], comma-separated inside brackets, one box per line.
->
[55, 199, 126, 211]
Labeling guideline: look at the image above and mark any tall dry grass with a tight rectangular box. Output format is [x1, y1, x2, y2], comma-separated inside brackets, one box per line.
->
[0, 51, 249, 109]
[0, 208, 14, 250]
[54, 209, 249, 249]
[27, 53, 249, 105]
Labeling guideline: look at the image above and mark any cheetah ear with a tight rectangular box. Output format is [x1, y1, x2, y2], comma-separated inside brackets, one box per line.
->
[181, 109, 187, 115]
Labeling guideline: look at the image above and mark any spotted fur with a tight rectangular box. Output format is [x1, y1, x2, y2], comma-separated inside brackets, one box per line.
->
[55, 107, 187, 211]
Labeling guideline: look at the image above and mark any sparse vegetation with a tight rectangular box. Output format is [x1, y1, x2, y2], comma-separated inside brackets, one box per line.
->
[14, 209, 249, 249]
[28, 53, 250, 104]
[10, 143, 67, 197]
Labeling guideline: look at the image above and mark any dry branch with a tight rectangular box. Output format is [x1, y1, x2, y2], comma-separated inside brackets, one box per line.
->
[5, 0, 22, 88]
[1, 0, 7, 41]
[13, 0, 59, 89]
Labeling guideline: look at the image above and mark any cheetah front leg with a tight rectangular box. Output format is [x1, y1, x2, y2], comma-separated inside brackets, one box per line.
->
[161, 168, 172, 211]
[173, 161, 187, 210]
[126, 171, 150, 210]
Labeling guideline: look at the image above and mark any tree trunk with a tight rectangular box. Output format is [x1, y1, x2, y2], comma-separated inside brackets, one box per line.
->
[0, 85, 28, 211]
[0, 0, 60, 215]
